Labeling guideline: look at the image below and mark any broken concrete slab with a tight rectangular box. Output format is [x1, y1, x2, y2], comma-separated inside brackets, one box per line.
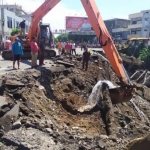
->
[98, 139, 106, 149]
[76, 56, 82, 61]
[0, 96, 8, 108]
[0, 107, 10, 117]
[46, 64, 65, 73]
[0, 115, 13, 132]
[57, 60, 74, 68]
[5, 102, 20, 119]
[2, 128, 63, 150]
[12, 120, 21, 130]
[120, 53, 144, 66]
[0, 102, 20, 131]
[32, 72, 41, 79]
[5, 80, 25, 88]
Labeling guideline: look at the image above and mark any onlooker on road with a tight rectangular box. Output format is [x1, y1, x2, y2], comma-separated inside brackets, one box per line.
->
[62, 41, 66, 55]
[71, 42, 76, 55]
[39, 37, 45, 66]
[19, 20, 26, 38]
[65, 42, 71, 55]
[69, 41, 72, 54]
[0, 41, 3, 55]
[57, 41, 62, 55]
[30, 36, 39, 68]
[81, 42, 86, 51]
[82, 47, 90, 71]
[12, 37, 23, 69]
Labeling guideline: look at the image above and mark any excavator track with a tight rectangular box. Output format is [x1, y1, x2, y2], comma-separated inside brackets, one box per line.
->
[2, 48, 56, 60]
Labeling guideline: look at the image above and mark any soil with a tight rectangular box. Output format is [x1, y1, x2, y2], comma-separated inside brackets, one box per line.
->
[0, 54, 149, 150]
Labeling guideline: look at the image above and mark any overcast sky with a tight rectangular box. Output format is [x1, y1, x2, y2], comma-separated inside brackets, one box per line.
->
[2, 0, 150, 30]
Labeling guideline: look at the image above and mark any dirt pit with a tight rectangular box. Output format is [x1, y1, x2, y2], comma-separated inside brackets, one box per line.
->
[0, 55, 149, 149]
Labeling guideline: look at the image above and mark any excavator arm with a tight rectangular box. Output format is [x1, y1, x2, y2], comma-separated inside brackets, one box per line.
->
[27, 0, 61, 42]
[81, 0, 128, 84]
[80, 0, 135, 103]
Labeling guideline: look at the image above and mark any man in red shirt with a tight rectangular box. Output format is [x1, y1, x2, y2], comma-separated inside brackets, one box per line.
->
[65, 41, 71, 55]
[30, 36, 39, 68]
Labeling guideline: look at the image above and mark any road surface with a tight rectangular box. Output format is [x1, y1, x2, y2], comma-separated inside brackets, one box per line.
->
[0, 48, 102, 75]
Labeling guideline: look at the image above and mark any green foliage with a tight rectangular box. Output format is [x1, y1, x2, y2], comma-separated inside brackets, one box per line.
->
[56, 34, 69, 42]
[138, 48, 150, 64]
[11, 28, 20, 36]
[55, 34, 95, 43]
[54, 38, 58, 43]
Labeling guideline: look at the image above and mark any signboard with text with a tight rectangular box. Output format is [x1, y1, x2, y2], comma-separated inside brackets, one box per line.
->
[66, 16, 93, 31]
[142, 11, 150, 37]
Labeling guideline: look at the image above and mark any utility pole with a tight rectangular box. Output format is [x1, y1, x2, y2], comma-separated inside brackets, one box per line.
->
[1, 0, 4, 43]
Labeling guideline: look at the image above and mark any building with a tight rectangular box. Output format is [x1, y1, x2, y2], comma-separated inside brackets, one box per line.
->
[104, 18, 130, 40]
[128, 10, 150, 39]
[0, 4, 31, 41]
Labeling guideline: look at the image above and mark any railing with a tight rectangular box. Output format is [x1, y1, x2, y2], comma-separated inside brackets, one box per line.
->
[128, 24, 142, 29]
[127, 34, 141, 39]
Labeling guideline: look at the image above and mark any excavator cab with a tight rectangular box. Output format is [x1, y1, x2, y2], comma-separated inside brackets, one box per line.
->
[39, 23, 53, 47]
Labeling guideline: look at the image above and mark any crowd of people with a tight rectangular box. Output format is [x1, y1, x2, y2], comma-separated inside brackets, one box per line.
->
[11, 37, 91, 71]
[56, 41, 91, 70]
[11, 36, 45, 69]
[56, 41, 77, 56]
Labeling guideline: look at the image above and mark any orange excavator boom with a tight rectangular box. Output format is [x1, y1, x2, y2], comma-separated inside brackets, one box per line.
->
[27, 0, 61, 42]
[80, 0, 135, 103]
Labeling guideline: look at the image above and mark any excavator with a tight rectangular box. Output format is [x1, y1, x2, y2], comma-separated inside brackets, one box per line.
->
[2, 0, 135, 104]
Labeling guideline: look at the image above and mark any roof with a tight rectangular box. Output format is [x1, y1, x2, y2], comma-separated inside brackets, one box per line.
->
[129, 37, 150, 40]
[40, 23, 50, 26]
[104, 18, 130, 21]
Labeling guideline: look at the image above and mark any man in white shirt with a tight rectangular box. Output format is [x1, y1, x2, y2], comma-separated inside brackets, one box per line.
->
[79, 18, 92, 31]
[71, 42, 76, 55]
[62, 41, 66, 55]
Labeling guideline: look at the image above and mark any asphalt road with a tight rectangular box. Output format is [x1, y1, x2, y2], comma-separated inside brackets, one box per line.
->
[0, 48, 102, 75]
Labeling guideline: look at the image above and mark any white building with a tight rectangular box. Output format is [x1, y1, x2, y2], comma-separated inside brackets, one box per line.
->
[128, 10, 150, 39]
[0, 5, 31, 41]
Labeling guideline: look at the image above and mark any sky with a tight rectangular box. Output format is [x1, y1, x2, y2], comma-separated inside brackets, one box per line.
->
[2, 0, 150, 30]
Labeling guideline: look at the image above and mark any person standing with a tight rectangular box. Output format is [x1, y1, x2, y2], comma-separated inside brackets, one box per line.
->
[12, 37, 23, 69]
[39, 37, 45, 66]
[19, 20, 26, 38]
[82, 47, 90, 71]
[30, 37, 39, 68]
[65, 41, 71, 55]
[71, 42, 76, 55]
[62, 41, 66, 55]
[41, 29, 47, 38]
[57, 41, 62, 55]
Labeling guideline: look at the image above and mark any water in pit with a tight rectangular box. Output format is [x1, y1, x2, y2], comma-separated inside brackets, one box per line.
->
[78, 80, 150, 125]
[78, 80, 114, 112]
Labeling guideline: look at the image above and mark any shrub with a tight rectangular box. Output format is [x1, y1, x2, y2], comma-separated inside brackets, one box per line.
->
[11, 28, 20, 36]
[138, 48, 150, 65]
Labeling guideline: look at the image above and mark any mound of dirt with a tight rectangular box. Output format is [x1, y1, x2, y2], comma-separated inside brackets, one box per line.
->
[0, 55, 149, 149]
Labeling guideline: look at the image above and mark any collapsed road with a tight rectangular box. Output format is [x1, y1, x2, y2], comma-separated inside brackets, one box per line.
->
[0, 54, 150, 150]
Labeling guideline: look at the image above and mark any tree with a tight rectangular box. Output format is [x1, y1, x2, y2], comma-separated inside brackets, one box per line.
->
[54, 38, 58, 43]
[54, 33, 96, 43]
[138, 48, 150, 62]
[56, 34, 69, 42]
[11, 28, 20, 36]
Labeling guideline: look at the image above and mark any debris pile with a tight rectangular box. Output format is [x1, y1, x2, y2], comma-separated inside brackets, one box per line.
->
[0, 54, 150, 150]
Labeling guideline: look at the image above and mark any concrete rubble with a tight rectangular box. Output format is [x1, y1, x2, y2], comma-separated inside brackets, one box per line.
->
[0, 54, 149, 149]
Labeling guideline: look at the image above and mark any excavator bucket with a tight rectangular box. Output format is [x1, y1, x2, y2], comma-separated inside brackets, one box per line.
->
[109, 86, 134, 104]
